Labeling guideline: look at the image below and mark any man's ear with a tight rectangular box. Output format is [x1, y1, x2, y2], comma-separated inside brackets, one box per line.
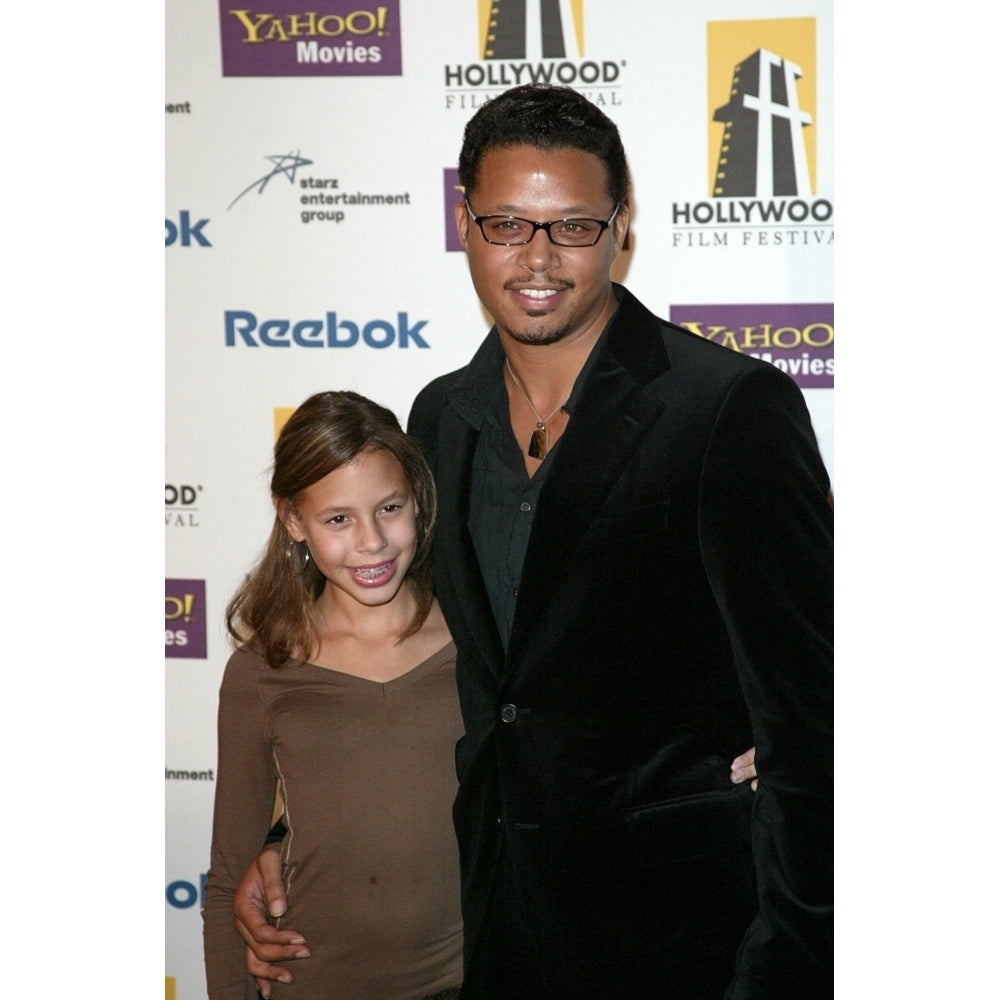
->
[454, 199, 471, 250]
[275, 497, 305, 542]
[612, 199, 630, 253]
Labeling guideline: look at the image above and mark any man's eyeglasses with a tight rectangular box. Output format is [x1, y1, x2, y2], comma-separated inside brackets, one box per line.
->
[465, 200, 621, 247]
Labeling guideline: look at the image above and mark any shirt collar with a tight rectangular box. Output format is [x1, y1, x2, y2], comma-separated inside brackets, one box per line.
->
[447, 283, 625, 428]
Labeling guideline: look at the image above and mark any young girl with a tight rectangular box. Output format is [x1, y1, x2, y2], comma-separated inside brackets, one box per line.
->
[203, 391, 463, 1000]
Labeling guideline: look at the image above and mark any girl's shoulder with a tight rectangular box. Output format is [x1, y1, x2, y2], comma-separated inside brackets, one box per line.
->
[222, 643, 273, 682]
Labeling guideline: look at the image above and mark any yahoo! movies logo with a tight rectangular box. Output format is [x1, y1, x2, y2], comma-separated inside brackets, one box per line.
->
[219, 2, 401, 77]
[445, 1, 623, 109]
[165, 579, 207, 658]
[669, 303, 833, 390]
[672, 19, 832, 246]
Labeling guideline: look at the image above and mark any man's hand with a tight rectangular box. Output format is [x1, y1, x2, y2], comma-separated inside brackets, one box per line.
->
[232, 844, 311, 999]
[730, 746, 758, 791]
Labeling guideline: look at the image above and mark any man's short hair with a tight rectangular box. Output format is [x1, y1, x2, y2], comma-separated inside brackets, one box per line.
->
[457, 83, 630, 207]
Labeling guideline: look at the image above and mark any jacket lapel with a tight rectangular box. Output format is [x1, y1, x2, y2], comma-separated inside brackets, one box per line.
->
[433, 394, 506, 681]
[507, 290, 670, 665]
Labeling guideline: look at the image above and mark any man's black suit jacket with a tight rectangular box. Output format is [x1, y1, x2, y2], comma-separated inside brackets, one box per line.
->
[408, 286, 833, 999]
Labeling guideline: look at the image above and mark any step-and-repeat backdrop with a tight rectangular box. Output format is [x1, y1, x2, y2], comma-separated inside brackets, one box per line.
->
[166, 3, 833, 996]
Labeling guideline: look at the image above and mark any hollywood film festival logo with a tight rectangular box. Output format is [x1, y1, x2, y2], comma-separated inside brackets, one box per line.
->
[444, 1, 624, 111]
[673, 18, 833, 248]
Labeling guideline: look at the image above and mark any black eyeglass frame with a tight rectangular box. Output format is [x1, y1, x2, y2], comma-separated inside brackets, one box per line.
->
[464, 199, 622, 247]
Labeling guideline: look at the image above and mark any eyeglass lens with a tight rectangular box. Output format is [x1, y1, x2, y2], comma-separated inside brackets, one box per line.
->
[477, 216, 607, 246]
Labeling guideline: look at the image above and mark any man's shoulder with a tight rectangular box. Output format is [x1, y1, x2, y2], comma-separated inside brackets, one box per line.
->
[409, 366, 466, 424]
[413, 366, 466, 409]
[616, 286, 773, 381]
[617, 286, 759, 364]
[661, 318, 767, 370]
[407, 365, 469, 448]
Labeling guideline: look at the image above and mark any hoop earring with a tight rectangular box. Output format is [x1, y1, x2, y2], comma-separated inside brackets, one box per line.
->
[286, 540, 311, 571]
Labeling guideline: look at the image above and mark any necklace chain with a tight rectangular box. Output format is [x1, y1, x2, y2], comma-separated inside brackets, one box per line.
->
[505, 358, 569, 460]
[505, 358, 567, 425]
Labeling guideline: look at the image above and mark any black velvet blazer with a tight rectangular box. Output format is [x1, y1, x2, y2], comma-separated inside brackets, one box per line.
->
[408, 286, 833, 1000]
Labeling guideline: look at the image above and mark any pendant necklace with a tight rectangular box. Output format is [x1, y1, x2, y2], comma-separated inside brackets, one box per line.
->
[505, 358, 568, 461]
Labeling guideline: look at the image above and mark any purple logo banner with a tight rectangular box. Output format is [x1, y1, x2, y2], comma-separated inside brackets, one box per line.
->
[165, 579, 208, 659]
[669, 303, 834, 389]
[219, 3, 402, 78]
[444, 168, 463, 252]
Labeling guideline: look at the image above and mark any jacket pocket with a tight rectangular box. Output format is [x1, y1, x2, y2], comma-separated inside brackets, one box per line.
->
[623, 785, 754, 898]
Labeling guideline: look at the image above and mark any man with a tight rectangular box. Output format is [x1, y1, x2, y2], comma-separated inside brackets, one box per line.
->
[235, 84, 832, 998]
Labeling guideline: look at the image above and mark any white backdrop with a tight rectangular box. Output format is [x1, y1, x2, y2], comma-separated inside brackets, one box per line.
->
[166, 3, 833, 996]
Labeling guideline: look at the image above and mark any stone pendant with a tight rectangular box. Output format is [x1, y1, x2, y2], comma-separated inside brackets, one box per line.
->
[528, 424, 547, 460]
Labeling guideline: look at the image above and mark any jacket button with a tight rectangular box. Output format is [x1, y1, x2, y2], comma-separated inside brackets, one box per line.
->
[500, 704, 518, 723]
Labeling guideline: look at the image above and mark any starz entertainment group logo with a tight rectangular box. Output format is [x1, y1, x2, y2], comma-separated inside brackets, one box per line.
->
[673, 17, 833, 248]
[444, 1, 624, 111]
[226, 150, 413, 227]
